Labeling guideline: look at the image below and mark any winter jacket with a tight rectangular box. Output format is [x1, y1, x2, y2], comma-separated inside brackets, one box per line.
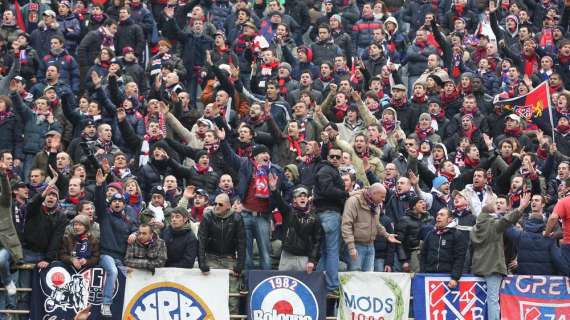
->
[505, 218, 560, 275]
[313, 160, 349, 213]
[94, 185, 139, 260]
[405, 41, 438, 77]
[22, 194, 67, 261]
[11, 92, 62, 156]
[352, 16, 383, 50]
[115, 18, 145, 59]
[39, 49, 81, 94]
[125, 235, 167, 271]
[162, 225, 198, 268]
[198, 209, 246, 273]
[420, 227, 467, 280]
[396, 210, 434, 261]
[385, 190, 416, 224]
[374, 214, 396, 266]
[342, 190, 391, 251]
[310, 40, 343, 67]
[30, 23, 64, 57]
[0, 173, 23, 262]
[0, 109, 23, 160]
[57, 13, 82, 53]
[77, 30, 104, 67]
[272, 189, 322, 264]
[59, 232, 100, 268]
[166, 18, 213, 70]
[470, 207, 524, 276]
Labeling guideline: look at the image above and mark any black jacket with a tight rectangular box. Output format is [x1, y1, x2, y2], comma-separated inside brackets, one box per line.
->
[420, 227, 467, 280]
[22, 194, 67, 261]
[115, 18, 145, 59]
[313, 160, 348, 213]
[198, 210, 246, 274]
[271, 189, 322, 264]
[396, 210, 434, 260]
[162, 226, 198, 268]
[374, 214, 396, 266]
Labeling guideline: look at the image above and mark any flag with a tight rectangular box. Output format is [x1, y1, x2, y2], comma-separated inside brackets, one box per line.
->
[14, 0, 26, 32]
[494, 81, 550, 120]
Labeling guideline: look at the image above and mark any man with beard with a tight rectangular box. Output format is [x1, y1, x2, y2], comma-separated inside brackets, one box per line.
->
[269, 176, 322, 272]
[388, 84, 415, 133]
[310, 24, 342, 67]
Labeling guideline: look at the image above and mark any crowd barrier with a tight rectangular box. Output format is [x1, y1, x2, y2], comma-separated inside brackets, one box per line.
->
[1, 263, 569, 320]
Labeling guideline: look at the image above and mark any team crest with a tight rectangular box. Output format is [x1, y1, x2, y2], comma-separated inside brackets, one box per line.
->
[250, 275, 319, 320]
[124, 282, 215, 320]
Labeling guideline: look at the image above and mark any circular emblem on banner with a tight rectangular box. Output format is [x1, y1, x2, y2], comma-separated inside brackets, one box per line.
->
[124, 282, 215, 320]
[250, 275, 319, 320]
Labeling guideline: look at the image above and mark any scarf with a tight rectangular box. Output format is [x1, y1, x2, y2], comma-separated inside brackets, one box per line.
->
[91, 13, 105, 23]
[370, 137, 387, 148]
[454, 148, 465, 167]
[204, 143, 220, 155]
[73, 234, 91, 259]
[319, 74, 333, 83]
[550, 82, 563, 94]
[67, 193, 83, 205]
[434, 225, 450, 235]
[236, 141, 253, 159]
[292, 203, 311, 215]
[556, 124, 570, 135]
[127, 193, 142, 207]
[411, 95, 428, 104]
[464, 155, 480, 168]
[355, 147, 370, 160]
[278, 78, 289, 96]
[389, 96, 407, 109]
[523, 54, 539, 77]
[395, 190, 415, 201]
[537, 147, 548, 160]
[288, 136, 303, 158]
[415, 124, 433, 141]
[452, 53, 462, 78]
[461, 106, 478, 116]
[440, 89, 460, 105]
[247, 114, 267, 127]
[430, 109, 445, 131]
[0, 111, 12, 122]
[98, 26, 115, 51]
[194, 163, 213, 174]
[384, 177, 396, 191]
[439, 170, 456, 183]
[463, 125, 477, 141]
[382, 119, 396, 133]
[363, 190, 379, 214]
[508, 188, 523, 207]
[559, 53, 570, 65]
[504, 127, 523, 137]
[252, 160, 271, 199]
[332, 103, 349, 122]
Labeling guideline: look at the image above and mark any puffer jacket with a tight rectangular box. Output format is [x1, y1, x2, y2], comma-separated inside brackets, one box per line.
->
[185, 166, 220, 195]
[57, 13, 82, 52]
[396, 210, 434, 260]
[352, 15, 383, 50]
[310, 39, 343, 67]
[405, 41, 437, 77]
[39, 49, 81, 94]
[420, 226, 467, 280]
[271, 189, 322, 264]
[198, 209, 246, 273]
[11, 92, 62, 156]
[162, 225, 198, 268]
[208, 0, 232, 31]
[505, 218, 559, 275]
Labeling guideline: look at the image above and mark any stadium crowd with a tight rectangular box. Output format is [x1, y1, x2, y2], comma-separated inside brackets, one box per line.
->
[0, 0, 569, 318]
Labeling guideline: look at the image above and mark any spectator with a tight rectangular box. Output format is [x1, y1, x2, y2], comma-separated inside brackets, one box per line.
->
[162, 207, 198, 268]
[545, 178, 570, 276]
[471, 192, 530, 320]
[125, 223, 167, 271]
[0, 162, 22, 296]
[396, 197, 434, 272]
[59, 214, 100, 269]
[30, 10, 64, 57]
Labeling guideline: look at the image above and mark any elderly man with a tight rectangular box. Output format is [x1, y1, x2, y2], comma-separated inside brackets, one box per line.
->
[342, 183, 400, 271]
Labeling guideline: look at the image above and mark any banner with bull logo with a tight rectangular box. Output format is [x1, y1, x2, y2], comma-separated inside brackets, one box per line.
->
[30, 261, 126, 319]
[123, 268, 229, 320]
[412, 274, 487, 320]
[338, 272, 411, 320]
[248, 270, 327, 320]
[500, 275, 570, 320]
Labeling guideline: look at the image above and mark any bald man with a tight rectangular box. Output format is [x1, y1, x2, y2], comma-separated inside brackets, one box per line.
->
[342, 183, 400, 271]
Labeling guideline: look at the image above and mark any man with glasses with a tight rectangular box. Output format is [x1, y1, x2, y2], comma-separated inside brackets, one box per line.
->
[313, 126, 349, 293]
[198, 193, 245, 314]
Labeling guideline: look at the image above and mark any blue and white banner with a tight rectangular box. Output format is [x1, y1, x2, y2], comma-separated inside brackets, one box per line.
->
[122, 268, 229, 320]
[30, 261, 126, 320]
[500, 275, 570, 320]
[248, 270, 327, 320]
[338, 272, 411, 320]
[412, 274, 487, 320]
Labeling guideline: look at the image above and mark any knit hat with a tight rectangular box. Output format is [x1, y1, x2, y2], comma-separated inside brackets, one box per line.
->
[110, 192, 125, 202]
[432, 176, 449, 190]
[46, 187, 59, 199]
[419, 113, 431, 122]
[122, 46, 135, 55]
[194, 149, 209, 162]
[72, 215, 91, 232]
[150, 185, 166, 197]
[60, 0, 71, 8]
[284, 164, 299, 181]
[330, 14, 342, 23]
[279, 62, 292, 72]
[292, 185, 310, 197]
[409, 197, 422, 208]
[107, 182, 124, 195]
[428, 97, 441, 106]
[252, 144, 270, 157]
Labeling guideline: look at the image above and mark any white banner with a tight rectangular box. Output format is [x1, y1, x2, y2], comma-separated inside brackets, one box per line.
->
[338, 272, 411, 320]
[122, 268, 229, 320]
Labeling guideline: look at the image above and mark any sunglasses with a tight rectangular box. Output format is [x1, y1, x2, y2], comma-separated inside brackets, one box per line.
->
[215, 202, 224, 207]
[328, 154, 341, 160]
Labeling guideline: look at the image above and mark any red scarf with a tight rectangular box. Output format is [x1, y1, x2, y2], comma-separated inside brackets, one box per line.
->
[252, 160, 270, 199]
[559, 53, 570, 65]
[537, 147, 548, 160]
[0, 111, 13, 122]
[370, 137, 387, 148]
[191, 206, 205, 222]
[557, 124, 570, 135]
[278, 78, 289, 96]
[194, 163, 212, 174]
[439, 170, 456, 182]
[461, 106, 478, 116]
[390, 96, 408, 109]
[440, 89, 460, 106]
[415, 124, 433, 141]
[382, 119, 396, 133]
[463, 126, 477, 141]
[464, 155, 480, 168]
[504, 127, 523, 137]
[454, 3, 465, 15]
[332, 104, 349, 121]
[355, 147, 370, 159]
[287, 136, 303, 158]
[430, 109, 445, 120]
[523, 54, 539, 77]
[204, 143, 220, 155]
[411, 95, 428, 104]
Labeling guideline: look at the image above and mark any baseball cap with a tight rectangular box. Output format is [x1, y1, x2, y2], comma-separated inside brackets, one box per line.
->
[43, 10, 56, 17]
[292, 186, 310, 197]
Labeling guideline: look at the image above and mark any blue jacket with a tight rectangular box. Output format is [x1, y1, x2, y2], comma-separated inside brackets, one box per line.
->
[505, 218, 561, 275]
[57, 13, 82, 53]
[95, 185, 139, 260]
[220, 140, 291, 212]
[38, 49, 81, 94]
